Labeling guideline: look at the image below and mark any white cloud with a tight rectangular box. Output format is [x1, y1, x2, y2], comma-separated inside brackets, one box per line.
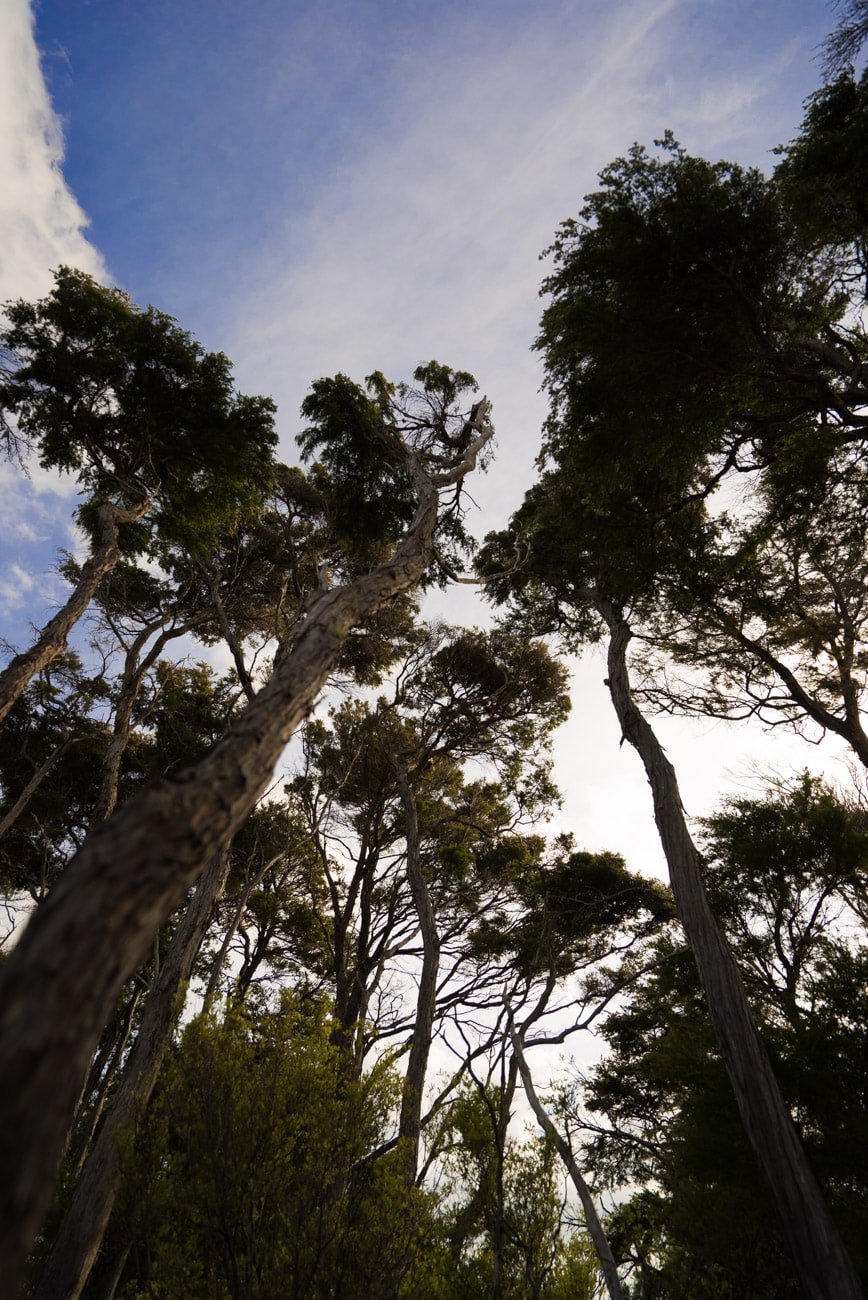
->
[0, 561, 35, 609]
[227, 0, 796, 534]
[0, 0, 106, 305]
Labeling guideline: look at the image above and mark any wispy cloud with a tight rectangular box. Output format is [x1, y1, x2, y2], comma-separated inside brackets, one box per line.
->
[0, 562, 35, 610]
[0, 0, 105, 303]
[226, 0, 802, 532]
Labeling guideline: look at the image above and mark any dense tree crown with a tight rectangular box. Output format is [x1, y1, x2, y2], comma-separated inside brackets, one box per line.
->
[1, 36, 867, 1300]
[480, 57, 868, 1300]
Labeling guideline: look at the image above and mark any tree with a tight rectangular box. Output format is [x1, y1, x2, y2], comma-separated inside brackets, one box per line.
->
[820, 2, 868, 82]
[580, 779, 868, 1296]
[0, 356, 493, 1293]
[413, 1082, 598, 1300]
[116, 996, 427, 1299]
[481, 115, 866, 1298]
[0, 268, 278, 726]
[261, 623, 570, 1182]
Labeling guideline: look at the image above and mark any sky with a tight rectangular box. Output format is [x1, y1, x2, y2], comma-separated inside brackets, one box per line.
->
[0, 0, 853, 889]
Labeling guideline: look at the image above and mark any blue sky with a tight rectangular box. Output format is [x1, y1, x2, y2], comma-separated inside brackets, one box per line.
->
[30, 1, 829, 342]
[1, 0, 849, 870]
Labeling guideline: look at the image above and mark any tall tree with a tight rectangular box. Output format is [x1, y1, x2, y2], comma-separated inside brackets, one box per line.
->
[481, 117, 866, 1298]
[0, 268, 277, 726]
[0, 360, 493, 1293]
[581, 779, 867, 1296]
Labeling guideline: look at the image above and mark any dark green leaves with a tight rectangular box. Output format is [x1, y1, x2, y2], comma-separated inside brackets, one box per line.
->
[1, 268, 278, 555]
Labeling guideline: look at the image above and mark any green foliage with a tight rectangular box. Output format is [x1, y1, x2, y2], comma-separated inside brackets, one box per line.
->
[0, 268, 277, 555]
[582, 780, 868, 1295]
[407, 1086, 598, 1300]
[775, 68, 868, 285]
[139, 662, 239, 778]
[299, 363, 483, 578]
[0, 657, 112, 896]
[471, 840, 673, 978]
[483, 114, 866, 665]
[120, 996, 429, 1298]
[538, 136, 803, 486]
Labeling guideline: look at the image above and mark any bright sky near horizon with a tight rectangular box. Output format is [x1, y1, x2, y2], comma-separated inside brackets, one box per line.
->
[0, 0, 853, 883]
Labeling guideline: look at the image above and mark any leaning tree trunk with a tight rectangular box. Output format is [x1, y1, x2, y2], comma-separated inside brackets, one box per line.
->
[596, 592, 863, 1300]
[33, 848, 231, 1300]
[92, 617, 200, 824]
[395, 768, 441, 1184]
[509, 1021, 626, 1300]
[0, 500, 148, 730]
[0, 734, 73, 841]
[0, 421, 491, 1296]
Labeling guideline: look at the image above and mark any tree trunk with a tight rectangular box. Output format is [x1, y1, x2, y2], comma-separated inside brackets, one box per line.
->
[68, 986, 141, 1182]
[201, 560, 256, 703]
[597, 593, 863, 1300]
[33, 847, 231, 1300]
[395, 768, 440, 1184]
[0, 500, 148, 730]
[0, 424, 491, 1294]
[93, 618, 198, 825]
[0, 735, 73, 841]
[202, 849, 285, 1011]
[509, 1022, 626, 1300]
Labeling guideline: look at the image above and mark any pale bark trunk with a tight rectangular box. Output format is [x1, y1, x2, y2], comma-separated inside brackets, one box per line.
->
[395, 768, 440, 1184]
[597, 593, 863, 1300]
[509, 1023, 626, 1300]
[33, 848, 231, 1300]
[0, 500, 148, 729]
[0, 420, 491, 1293]
[92, 1237, 132, 1300]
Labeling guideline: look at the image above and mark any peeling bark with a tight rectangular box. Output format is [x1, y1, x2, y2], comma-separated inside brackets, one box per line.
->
[597, 592, 863, 1300]
[0, 500, 148, 730]
[0, 418, 491, 1293]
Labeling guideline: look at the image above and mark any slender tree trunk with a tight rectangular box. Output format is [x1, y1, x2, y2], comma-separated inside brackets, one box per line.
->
[93, 619, 198, 825]
[597, 593, 863, 1300]
[68, 986, 141, 1182]
[33, 847, 231, 1300]
[92, 623, 160, 826]
[202, 876, 250, 1012]
[202, 847, 290, 1011]
[395, 768, 440, 1184]
[0, 735, 73, 840]
[509, 1022, 626, 1300]
[91, 1235, 132, 1300]
[488, 1053, 516, 1300]
[0, 423, 491, 1294]
[0, 500, 148, 730]
[201, 561, 256, 702]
